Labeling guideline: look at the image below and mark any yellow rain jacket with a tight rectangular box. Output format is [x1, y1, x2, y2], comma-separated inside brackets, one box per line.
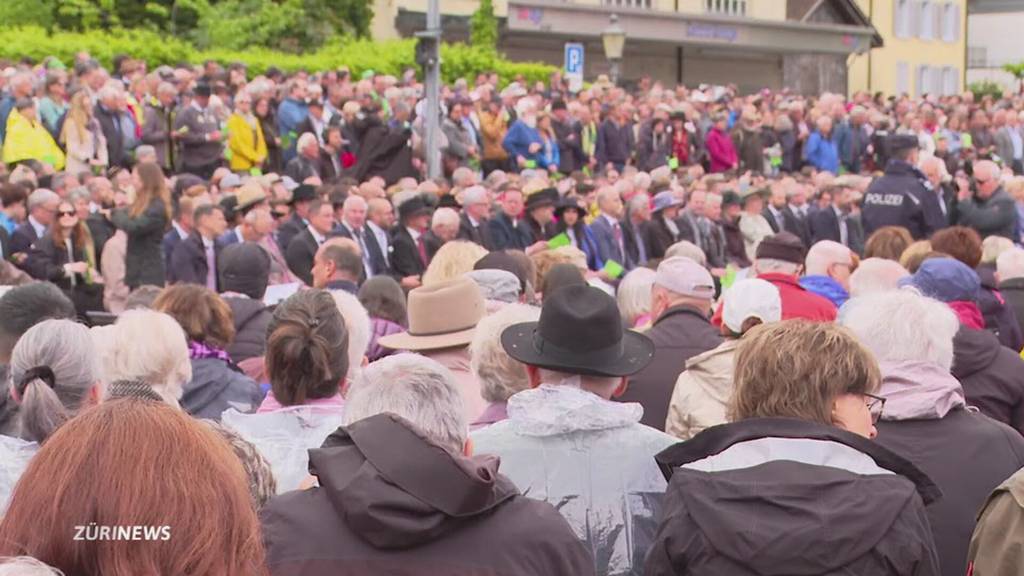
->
[2, 111, 65, 170]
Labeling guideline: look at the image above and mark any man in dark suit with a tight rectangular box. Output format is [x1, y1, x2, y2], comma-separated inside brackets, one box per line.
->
[456, 185, 494, 250]
[621, 194, 652, 270]
[764, 184, 810, 247]
[332, 195, 389, 278]
[489, 185, 532, 251]
[172, 83, 223, 179]
[10, 188, 59, 268]
[276, 184, 318, 252]
[590, 186, 627, 267]
[390, 196, 433, 290]
[809, 184, 864, 255]
[286, 198, 335, 286]
[162, 195, 199, 269]
[169, 205, 228, 289]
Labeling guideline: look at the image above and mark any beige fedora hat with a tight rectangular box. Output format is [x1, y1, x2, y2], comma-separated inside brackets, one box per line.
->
[378, 277, 485, 351]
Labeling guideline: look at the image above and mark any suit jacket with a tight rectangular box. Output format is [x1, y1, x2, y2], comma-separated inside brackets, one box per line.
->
[285, 154, 321, 183]
[390, 226, 427, 279]
[0, 227, 8, 261]
[170, 232, 221, 288]
[285, 228, 320, 286]
[591, 214, 626, 267]
[488, 211, 531, 251]
[809, 208, 866, 256]
[621, 218, 650, 269]
[764, 205, 810, 247]
[333, 223, 389, 277]
[173, 104, 223, 170]
[646, 216, 679, 261]
[995, 127, 1016, 166]
[457, 213, 494, 250]
[217, 228, 243, 248]
[423, 230, 445, 263]
[9, 222, 37, 264]
[162, 228, 186, 273]
[276, 213, 306, 253]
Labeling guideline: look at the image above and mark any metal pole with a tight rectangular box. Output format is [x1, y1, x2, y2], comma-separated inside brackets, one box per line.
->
[424, 0, 442, 180]
[610, 60, 620, 86]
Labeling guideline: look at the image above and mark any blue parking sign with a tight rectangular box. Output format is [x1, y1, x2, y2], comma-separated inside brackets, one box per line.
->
[564, 43, 584, 92]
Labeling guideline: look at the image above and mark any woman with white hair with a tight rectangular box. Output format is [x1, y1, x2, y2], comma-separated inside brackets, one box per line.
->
[469, 303, 540, 430]
[1, 319, 102, 509]
[848, 257, 909, 297]
[617, 267, 656, 329]
[841, 290, 1024, 576]
[95, 309, 191, 405]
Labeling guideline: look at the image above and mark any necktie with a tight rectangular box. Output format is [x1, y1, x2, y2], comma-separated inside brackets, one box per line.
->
[613, 222, 624, 260]
[205, 243, 217, 290]
[416, 235, 428, 266]
[839, 214, 849, 248]
[355, 228, 372, 275]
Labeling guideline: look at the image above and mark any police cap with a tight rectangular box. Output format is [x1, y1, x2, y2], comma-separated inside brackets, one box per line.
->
[887, 134, 919, 153]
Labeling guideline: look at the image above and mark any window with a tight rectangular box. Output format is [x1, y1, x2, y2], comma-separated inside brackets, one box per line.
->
[943, 67, 960, 95]
[918, 1, 934, 40]
[967, 46, 987, 68]
[894, 0, 912, 39]
[942, 2, 960, 43]
[896, 62, 910, 95]
[604, 0, 652, 7]
[705, 0, 746, 16]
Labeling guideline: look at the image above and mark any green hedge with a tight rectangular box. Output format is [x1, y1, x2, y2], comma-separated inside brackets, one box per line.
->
[0, 26, 555, 85]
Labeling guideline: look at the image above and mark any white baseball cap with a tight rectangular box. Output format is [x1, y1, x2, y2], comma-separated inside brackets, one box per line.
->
[722, 278, 782, 334]
[654, 257, 715, 299]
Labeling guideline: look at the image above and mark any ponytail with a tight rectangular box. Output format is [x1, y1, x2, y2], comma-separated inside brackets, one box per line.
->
[17, 366, 71, 443]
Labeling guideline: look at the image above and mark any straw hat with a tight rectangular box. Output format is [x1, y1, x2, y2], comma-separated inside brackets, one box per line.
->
[378, 277, 485, 351]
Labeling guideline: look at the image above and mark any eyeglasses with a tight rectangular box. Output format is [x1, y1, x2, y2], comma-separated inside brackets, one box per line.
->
[864, 393, 886, 424]
[271, 211, 288, 220]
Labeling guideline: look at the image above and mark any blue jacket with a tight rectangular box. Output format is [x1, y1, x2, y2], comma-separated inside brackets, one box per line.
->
[799, 275, 849, 308]
[503, 120, 542, 164]
[804, 130, 839, 174]
[538, 136, 560, 171]
[277, 98, 309, 163]
[590, 214, 626, 267]
[0, 96, 15, 144]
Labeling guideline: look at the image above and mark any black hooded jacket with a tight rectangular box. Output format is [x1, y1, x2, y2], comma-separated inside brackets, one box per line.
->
[224, 296, 272, 364]
[646, 418, 941, 576]
[952, 326, 1024, 435]
[260, 413, 594, 576]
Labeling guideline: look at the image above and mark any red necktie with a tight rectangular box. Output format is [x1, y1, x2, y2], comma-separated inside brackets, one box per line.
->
[416, 235, 428, 266]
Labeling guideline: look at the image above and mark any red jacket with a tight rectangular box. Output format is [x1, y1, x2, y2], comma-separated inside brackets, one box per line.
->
[714, 272, 837, 326]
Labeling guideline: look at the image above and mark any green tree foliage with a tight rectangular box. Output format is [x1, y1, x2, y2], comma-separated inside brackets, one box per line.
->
[470, 0, 499, 52]
[1002, 62, 1024, 94]
[0, 0, 372, 51]
[0, 26, 556, 85]
[968, 80, 1005, 101]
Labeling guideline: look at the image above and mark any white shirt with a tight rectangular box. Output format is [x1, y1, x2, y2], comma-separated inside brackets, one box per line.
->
[367, 221, 390, 266]
[172, 221, 189, 240]
[308, 224, 326, 246]
[343, 221, 374, 278]
[406, 226, 422, 242]
[28, 215, 46, 239]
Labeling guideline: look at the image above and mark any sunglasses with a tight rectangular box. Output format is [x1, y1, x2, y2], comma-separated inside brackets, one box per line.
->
[864, 393, 886, 424]
[58, 210, 76, 217]
[271, 211, 288, 220]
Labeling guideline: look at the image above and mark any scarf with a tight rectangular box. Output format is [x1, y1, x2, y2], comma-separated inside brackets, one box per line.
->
[877, 360, 965, 421]
[948, 300, 985, 330]
[188, 340, 232, 363]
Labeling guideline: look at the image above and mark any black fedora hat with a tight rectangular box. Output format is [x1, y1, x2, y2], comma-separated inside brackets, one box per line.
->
[399, 195, 432, 222]
[501, 285, 654, 377]
[289, 184, 317, 205]
[525, 187, 559, 212]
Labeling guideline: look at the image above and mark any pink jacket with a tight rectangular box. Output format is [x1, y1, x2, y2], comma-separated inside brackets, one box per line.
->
[705, 127, 738, 173]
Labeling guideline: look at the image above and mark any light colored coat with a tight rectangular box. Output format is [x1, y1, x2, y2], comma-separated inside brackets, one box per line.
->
[739, 212, 774, 263]
[665, 339, 738, 440]
[472, 384, 676, 576]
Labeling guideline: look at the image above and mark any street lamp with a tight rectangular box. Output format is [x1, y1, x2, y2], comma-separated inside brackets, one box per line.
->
[602, 13, 626, 86]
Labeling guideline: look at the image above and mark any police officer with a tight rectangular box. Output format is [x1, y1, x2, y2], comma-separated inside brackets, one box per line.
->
[861, 134, 946, 240]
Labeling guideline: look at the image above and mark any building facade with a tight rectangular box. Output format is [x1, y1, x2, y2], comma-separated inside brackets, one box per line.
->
[373, 0, 881, 94]
[965, 0, 1024, 92]
[846, 0, 967, 97]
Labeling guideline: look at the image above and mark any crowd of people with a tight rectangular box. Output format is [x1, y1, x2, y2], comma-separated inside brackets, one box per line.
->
[1, 50, 1024, 575]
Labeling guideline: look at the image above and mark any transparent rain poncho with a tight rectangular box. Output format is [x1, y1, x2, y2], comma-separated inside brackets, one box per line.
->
[0, 435, 37, 513]
[471, 382, 676, 575]
[222, 405, 345, 493]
